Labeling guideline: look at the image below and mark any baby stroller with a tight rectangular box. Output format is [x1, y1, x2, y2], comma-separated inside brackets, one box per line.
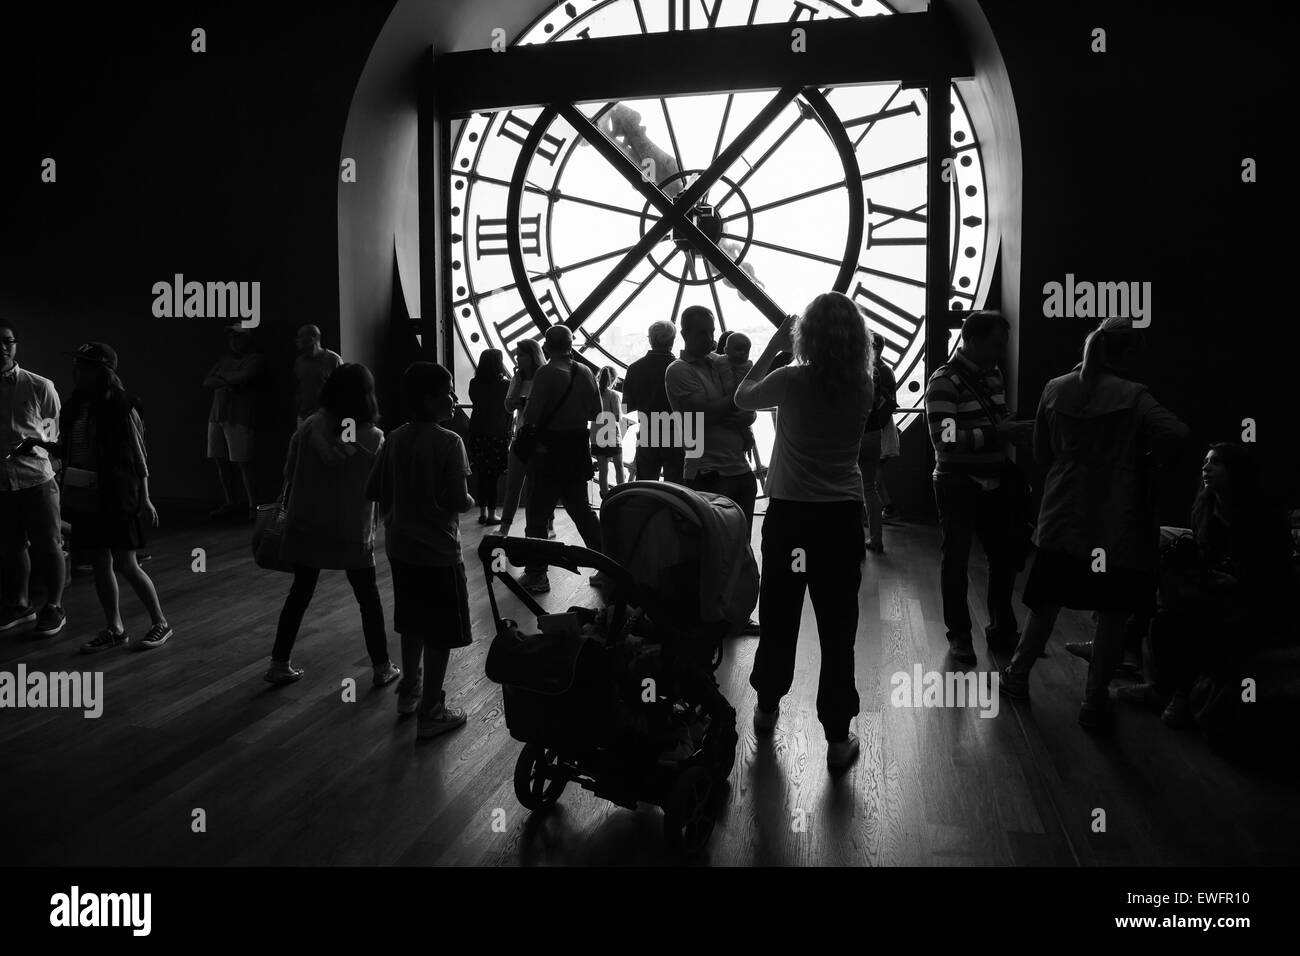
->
[481, 481, 759, 857]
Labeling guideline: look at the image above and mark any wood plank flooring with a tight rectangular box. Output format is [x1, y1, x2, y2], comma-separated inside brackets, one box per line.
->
[2, 502, 1297, 866]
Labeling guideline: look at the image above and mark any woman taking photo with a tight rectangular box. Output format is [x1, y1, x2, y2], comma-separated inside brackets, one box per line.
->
[735, 292, 875, 772]
[265, 363, 399, 687]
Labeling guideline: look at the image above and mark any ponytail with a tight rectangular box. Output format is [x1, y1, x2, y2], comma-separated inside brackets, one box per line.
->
[1078, 316, 1139, 391]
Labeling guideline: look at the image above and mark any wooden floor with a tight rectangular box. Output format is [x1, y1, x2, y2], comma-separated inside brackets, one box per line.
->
[3, 500, 1297, 867]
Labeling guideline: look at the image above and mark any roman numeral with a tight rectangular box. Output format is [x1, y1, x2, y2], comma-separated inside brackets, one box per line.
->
[851, 280, 922, 345]
[668, 0, 724, 30]
[789, 1, 819, 21]
[495, 290, 562, 348]
[496, 113, 567, 164]
[475, 214, 541, 258]
[867, 200, 927, 248]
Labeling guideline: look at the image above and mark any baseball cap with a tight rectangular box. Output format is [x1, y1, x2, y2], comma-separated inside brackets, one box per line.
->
[65, 342, 119, 370]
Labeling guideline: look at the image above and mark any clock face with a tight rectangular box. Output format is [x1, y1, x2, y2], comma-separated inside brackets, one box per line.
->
[446, 0, 989, 435]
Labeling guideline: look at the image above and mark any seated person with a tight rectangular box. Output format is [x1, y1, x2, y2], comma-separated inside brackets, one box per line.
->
[1118, 442, 1297, 727]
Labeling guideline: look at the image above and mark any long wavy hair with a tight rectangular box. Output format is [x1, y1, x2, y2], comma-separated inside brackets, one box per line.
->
[792, 291, 873, 399]
[513, 339, 544, 380]
[473, 347, 509, 384]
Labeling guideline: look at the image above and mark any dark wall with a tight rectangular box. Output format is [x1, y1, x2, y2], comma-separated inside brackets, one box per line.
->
[5, 0, 1295, 516]
[2, 1, 396, 507]
[988, 0, 1296, 518]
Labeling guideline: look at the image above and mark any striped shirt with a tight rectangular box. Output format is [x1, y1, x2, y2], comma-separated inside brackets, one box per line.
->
[925, 348, 1009, 483]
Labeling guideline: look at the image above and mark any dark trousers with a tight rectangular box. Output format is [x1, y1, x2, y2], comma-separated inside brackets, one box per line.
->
[635, 444, 686, 484]
[685, 470, 757, 533]
[749, 498, 864, 741]
[524, 435, 602, 574]
[273, 564, 388, 665]
[933, 474, 1019, 642]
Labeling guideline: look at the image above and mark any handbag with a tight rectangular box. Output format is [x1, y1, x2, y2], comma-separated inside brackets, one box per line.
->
[252, 480, 295, 572]
[510, 367, 577, 463]
[61, 466, 101, 513]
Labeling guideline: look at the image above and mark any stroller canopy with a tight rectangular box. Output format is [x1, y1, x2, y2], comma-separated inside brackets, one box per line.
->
[600, 481, 758, 631]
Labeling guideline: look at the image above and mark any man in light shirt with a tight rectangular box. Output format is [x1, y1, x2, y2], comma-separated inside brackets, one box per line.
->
[0, 320, 68, 637]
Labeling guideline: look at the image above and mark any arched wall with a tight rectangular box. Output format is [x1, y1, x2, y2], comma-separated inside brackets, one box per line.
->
[337, 0, 1024, 414]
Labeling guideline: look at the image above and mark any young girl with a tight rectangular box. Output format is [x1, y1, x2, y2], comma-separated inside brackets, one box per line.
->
[590, 365, 625, 499]
[500, 340, 552, 538]
[467, 348, 511, 525]
[266, 363, 399, 686]
[56, 343, 173, 653]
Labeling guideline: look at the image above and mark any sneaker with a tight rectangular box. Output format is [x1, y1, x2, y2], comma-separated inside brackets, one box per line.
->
[1161, 692, 1195, 729]
[753, 705, 778, 734]
[865, 539, 885, 553]
[418, 696, 468, 739]
[998, 666, 1029, 701]
[1065, 641, 1092, 662]
[880, 504, 899, 523]
[1115, 682, 1164, 712]
[264, 660, 305, 685]
[373, 661, 401, 687]
[138, 622, 174, 649]
[396, 685, 422, 715]
[484, 516, 501, 526]
[33, 604, 66, 637]
[519, 572, 550, 594]
[1077, 697, 1113, 731]
[948, 634, 976, 666]
[827, 733, 861, 771]
[81, 628, 128, 654]
[0, 605, 36, 632]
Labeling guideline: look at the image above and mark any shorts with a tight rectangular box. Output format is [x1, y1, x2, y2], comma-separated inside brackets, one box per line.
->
[0, 479, 61, 552]
[389, 557, 473, 648]
[207, 422, 255, 463]
[65, 508, 147, 553]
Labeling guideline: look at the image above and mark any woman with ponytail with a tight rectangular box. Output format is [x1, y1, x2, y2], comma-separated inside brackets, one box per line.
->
[1000, 317, 1189, 729]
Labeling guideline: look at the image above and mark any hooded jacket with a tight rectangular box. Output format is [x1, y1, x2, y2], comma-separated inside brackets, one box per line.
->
[279, 412, 383, 569]
[1033, 365, 1187, 570]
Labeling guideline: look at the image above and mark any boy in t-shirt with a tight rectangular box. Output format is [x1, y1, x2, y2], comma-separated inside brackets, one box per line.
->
[713, 332, 756, 455]
[366, 362, 476, 739]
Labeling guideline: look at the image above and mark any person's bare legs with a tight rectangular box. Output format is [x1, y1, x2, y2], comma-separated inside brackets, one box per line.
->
[236, 462, 257, 509]
[111, 549, 166, 626]
[91, 548, 124, 633]
[3, 547, 31, 608]
[212, 459, 235, 508]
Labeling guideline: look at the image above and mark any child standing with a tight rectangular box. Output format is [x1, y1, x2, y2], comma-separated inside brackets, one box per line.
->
[367, 362, 476, 739]
[590, 366, 625, 499]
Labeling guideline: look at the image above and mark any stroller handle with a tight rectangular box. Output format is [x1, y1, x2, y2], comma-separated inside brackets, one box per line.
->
[477, 535, 634, 594]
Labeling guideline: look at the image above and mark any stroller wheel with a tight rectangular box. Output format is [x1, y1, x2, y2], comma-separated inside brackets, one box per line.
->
[663, 766, 716, 858]
[514, 743, 568, 810]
